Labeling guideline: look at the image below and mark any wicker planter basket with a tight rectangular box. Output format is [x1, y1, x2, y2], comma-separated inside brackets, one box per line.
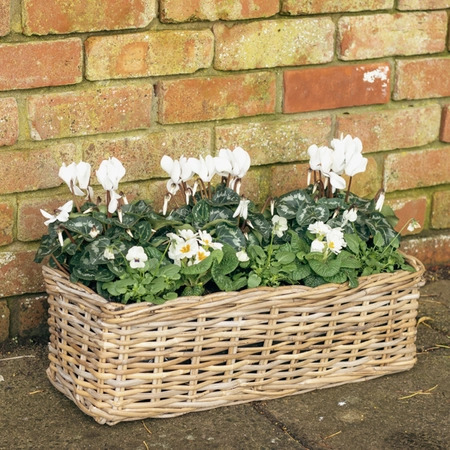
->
[43, 254, 425, 425]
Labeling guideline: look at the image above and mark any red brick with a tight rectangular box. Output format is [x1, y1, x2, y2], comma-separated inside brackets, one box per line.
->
[86, 29, 213, 80]
[431, 190, 450, 229]
[0, 248, 44, 298]
[338, 12, 447, 60]
[216, 116, 332, 165]
[0, 144, 78, 195]
[400, 234, 450, 266]
[0, 0, 10, 36]
[0, 39, 82, 91]
[28, 86, 152, 140]
[0, 97, 18, 146]
[160, 0, 279, 22]
[336, 105, 441, 153]
[241, 167, 271, 205]
[387, 197, 427, 236]
[158, 72, 276, 124]
[9, 294, 49, 337]
[22, 0, 155, 35]
[439, 105, 450, 143]
[281, 0, 392, 14]
[384, 147, 450, 192]
[82, 128, 212, 182]
[213, 18, 334, 70]
[17, 196, 71, 242]
[0, 201, 14, 246]
[397, 0, 450, 9]
[284, 63, 390, 114]
[270, 163, 309, 197]
[394, 58, 450, 100]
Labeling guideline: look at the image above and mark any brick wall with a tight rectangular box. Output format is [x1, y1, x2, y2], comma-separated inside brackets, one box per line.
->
[1, 0, 449, 340]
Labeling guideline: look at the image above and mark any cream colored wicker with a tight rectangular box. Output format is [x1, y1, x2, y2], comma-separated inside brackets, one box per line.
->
[43, 255, 425, 425]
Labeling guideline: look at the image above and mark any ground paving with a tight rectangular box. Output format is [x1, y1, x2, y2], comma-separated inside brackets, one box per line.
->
[1, 278, 449, 450]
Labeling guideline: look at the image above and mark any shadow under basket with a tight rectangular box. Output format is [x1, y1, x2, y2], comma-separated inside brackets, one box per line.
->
[43, 254, 425, 425]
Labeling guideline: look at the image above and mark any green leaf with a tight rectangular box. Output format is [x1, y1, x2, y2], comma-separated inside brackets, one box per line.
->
[275, 251, 296, 265]
[303, 274, 326, 288]
[291, 264, 311, 281]
[64, 216, 104, 239]
[248, 274, 262, 288]
[337, 250, 362, 269]
[296, 205, 329, 228]
[373, 231, 384, 249]
[344, 233, 361, 255]
[192, 199, 211, 228]
[276, 190, 312, 219]
[215, 223, 246, 250]
[247, 212, 271, 241]
[34, 235, 60, 262]
[309, 258, 341, 278]
[211, 184, 241, 205]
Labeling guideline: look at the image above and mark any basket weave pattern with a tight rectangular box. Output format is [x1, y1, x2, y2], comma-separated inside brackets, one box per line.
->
[43, 255, 425, 425]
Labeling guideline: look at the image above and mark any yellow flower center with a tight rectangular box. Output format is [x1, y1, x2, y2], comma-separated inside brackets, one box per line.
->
[328, 241, 335, 249]
[197, 250, 208, 261]
[180, 244, 191, 254]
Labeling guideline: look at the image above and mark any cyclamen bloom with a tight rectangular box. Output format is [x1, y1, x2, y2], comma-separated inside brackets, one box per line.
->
[233, 197, 250, 220]
[40, 200, 73, 226]
[59, 161, 91, 196]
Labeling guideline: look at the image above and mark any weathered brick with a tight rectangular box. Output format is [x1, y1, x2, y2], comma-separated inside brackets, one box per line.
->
[336, 105, 441, 153]
[0, 144, 78, 195]
[0, 39, 82, 91]
[214, 18, 334, 71]
[270, 163, 309, 198]
[439, 105, 450, 143]
[401, 234, 450, 266]
[338, 12, 447, 60]
[22, 0, 155, 35]
[0, 97, 18, 146]
[17, 196, 70, 242]
[0, 248, 44, 298]
[284, 63, 390, 114]
[9, 294, 49, 338]
[344, 157, 380, 199]
[281, 0, 393, 14]
[158, 72, 276, 124]
[397, 0, 450, 10]
[216, 116, 332, 166]
[82, 128, 212, 183]
[431, 191, 450, 229]
[0, 0, 10, 36]
[0, 300, 9, 342]
[86, 29, 213, 81]
[0, 200, 14, 246]
[384, 147, 450, 192]
[28, 86, 152, 140]
[394, 58, 450, 100]
[160, 0, 279, 23]
[387, 197, 427, 236]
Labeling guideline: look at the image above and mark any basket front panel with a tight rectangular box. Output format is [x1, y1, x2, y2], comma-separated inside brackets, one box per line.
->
[45, 267, 422, 424]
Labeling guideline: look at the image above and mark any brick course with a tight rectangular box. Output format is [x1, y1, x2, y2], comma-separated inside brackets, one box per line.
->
[284, 63, 390, 113]
[397, 0, 450, 9]
[338, 12, 447, 60]
[160, 0, 279, 22]
[384, 147, 450, 192]
[388, 197, 427, 235]
[0, 0, 9, 36]
[0, 97, 19, 146]
[86, 29, 214, 80]
[214, 18, 334, 70]
[281, 0, 393, 14]
[22, 0, 155, 35]
[0, 39, 82, 91]
[394, 58, 450, 100]
[0, 200, 14, 246]
[28, 86, 152, 140]
[336, 105, 441, 153]
[158, 72, 276, 124]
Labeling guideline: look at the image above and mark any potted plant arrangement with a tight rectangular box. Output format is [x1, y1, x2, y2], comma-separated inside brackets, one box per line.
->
[36, 135, 425, 425]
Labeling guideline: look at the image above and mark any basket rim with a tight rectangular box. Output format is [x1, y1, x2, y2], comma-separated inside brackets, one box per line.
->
[42, 253, 425, 313]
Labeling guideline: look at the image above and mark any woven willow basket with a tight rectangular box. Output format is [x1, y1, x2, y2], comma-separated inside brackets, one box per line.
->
[43, 254, 425, 425]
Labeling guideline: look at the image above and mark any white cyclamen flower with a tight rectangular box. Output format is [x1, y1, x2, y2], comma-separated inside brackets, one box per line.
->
[342, 208, 358, 225]
[126, 246, 148, 269]
[272, 215, 288, 237]
[236, 249, 250, 262]
[311, 239, 326, 253]
[96, 157, 126, 191]
[59, 161, 91, 196]
[233, 197, 250, 220]
[40, 200, 73, 226]
[375, 191, 385, 212]
[326, 228, 347, 255]
[307, 221, 332, 237]
[188, 155, 217, 183]
[103, 247, 115, 260]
